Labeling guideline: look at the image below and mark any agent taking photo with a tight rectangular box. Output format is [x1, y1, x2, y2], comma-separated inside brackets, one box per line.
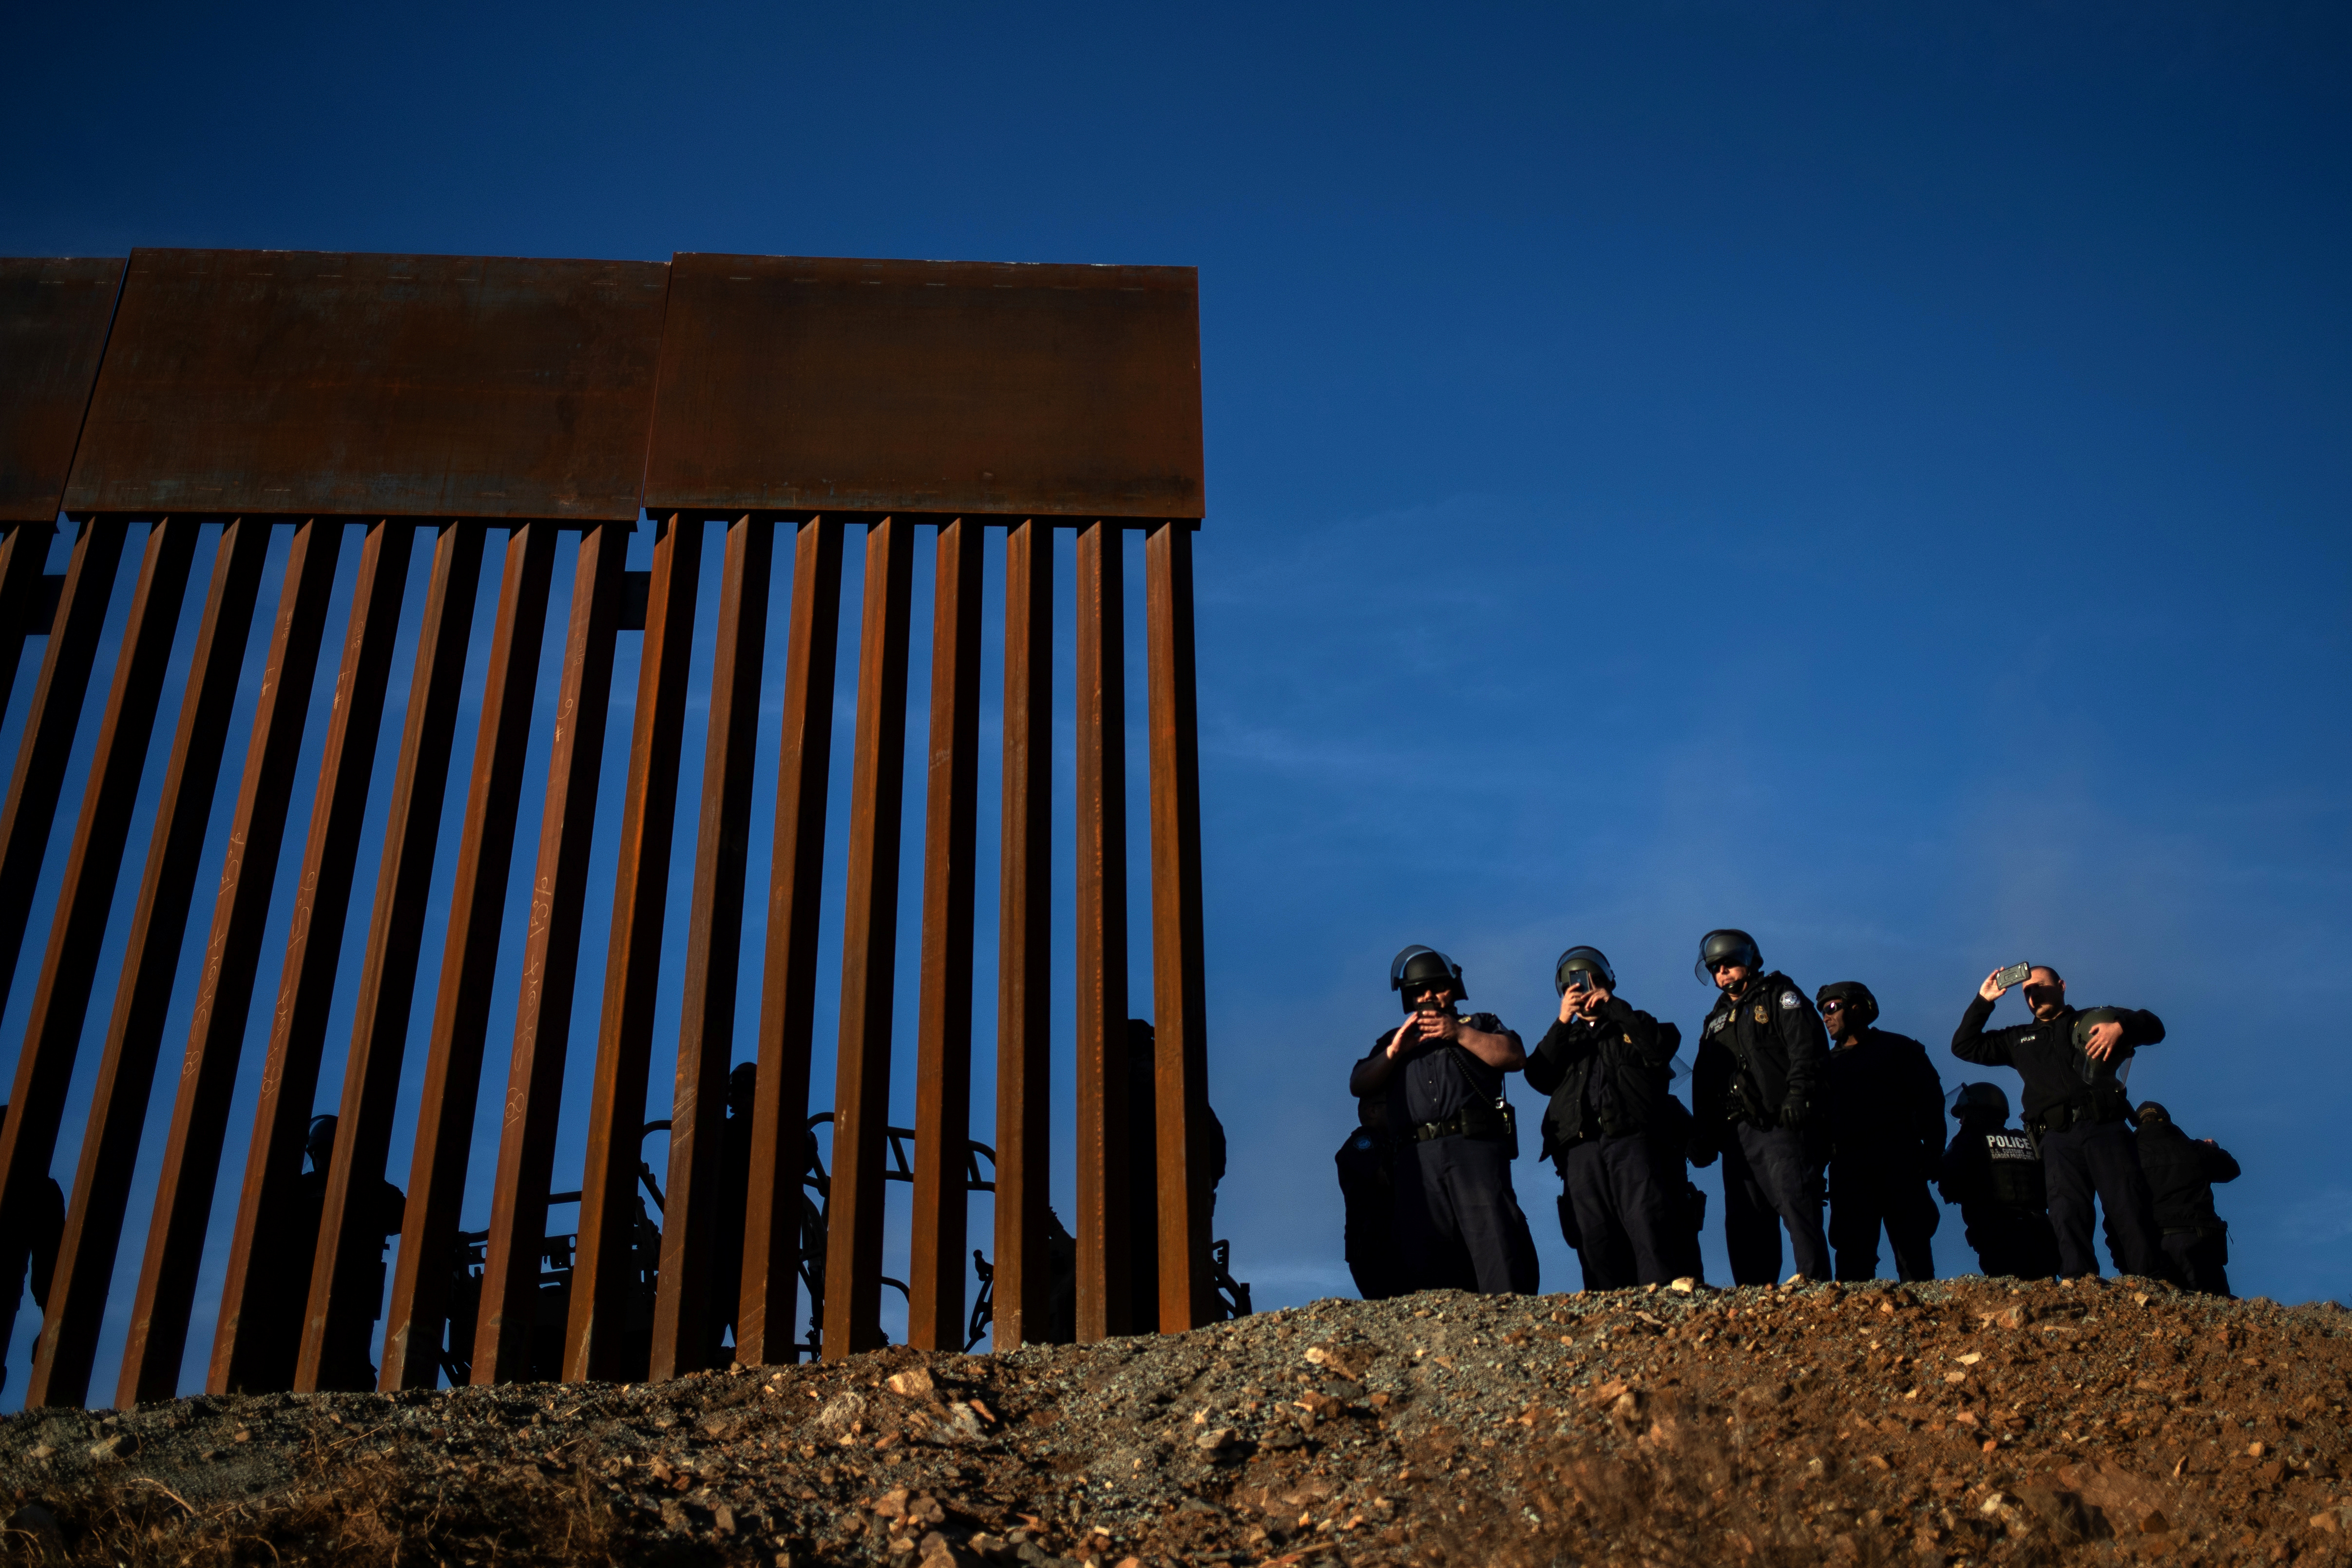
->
[1524, 947, 1689, 1289]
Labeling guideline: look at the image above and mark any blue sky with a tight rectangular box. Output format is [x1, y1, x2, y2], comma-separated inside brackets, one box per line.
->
[3, 2, 2348, 1406]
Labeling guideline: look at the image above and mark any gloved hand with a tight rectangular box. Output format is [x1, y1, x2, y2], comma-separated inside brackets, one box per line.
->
[1778, 1093, 1812, 1130]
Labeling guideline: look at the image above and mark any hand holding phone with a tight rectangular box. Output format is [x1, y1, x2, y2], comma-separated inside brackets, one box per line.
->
[1994, 962, 2031, 990]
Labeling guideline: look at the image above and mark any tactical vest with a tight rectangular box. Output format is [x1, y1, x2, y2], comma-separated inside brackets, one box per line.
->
[1984, 1129, 2045, 1210]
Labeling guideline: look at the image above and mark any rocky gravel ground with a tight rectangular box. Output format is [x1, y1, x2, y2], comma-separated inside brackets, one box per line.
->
[5, 1275, 2350, 1566]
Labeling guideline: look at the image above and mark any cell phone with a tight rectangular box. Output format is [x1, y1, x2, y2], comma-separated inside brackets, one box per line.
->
[1994, 962, 2031, 990]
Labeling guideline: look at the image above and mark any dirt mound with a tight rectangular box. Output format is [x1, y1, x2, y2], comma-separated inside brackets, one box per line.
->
[5, 1275, 2349, 1566]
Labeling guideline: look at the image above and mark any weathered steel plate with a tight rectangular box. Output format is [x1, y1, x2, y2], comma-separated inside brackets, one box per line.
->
[0, 258, 125, 522]
[64, 250, 668, 520]
[644, 255, 1203, 518]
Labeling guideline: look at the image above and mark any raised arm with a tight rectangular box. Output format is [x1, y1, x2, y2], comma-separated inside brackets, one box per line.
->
[1348, 1031, 1402, 1097]
[1951, 982, 2012, 1067]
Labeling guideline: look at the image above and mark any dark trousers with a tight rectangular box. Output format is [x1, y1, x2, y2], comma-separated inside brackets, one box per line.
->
[2041, 1118, 2167, 1280]
[1336, 1131, 1409, 1300]
[1827, 1160, 1939, 1282]
[1397, 1134, 1540, 1296]
[1960, 1205, 2061, 1280]
[1558, 1132, 1686, 1290]
[1721, 1123, 1830, 1285]
[2163, 1229, 2231, 1298]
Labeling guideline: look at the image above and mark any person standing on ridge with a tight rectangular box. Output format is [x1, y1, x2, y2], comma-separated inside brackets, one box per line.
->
[1524, 946, 1688, 1289]
[1938, 1083, 2062, 1279]
[1689, 929, 1832, 1284]
[1817, 981, 1944, 1282]
[1950, 965, 2171, 1281]
[2131, 1101, 2239, 1297]
[1348, 945, 1539, 1295]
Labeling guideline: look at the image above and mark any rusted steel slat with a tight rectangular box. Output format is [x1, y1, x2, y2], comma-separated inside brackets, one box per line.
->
[28, 517, 271, 1407]
[65, 251, 667, 522]
[993, 520, 1053, 1351]
[650, 516, 770, 1379]
[906, 518, 984, 1350]
[735, 518, 843, 1368]
[210, 519, 416, 1394]
[1145, 523, 1212, 1332]
[566, 515, 701, 1382]
[0, 257, 124, 523]
[0, 518, 129, 1029]
[377, 523, 557, 1390]
[116, 518, 344, 1408]
[473, 520, 625, 1383]
[1072, 520, 1129, 1343]
[0, 520, 196, 1362]
[294, 521, 484, 1391]
[0, 521, 57, 722]
[822, 516, 916, 1361]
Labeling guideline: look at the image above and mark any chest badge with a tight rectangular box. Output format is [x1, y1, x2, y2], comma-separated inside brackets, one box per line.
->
[1753, 1002, 1768, 1025]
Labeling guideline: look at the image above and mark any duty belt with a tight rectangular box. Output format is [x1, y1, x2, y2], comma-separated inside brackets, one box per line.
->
[1413, 1106, 1508, 1143]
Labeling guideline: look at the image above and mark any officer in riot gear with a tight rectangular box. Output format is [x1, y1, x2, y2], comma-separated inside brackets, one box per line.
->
[1348, 945, 1540, 1295]
[1525, 947, 1690, 1289]
[1938, 1083, 2061, 1279]
[1688, 929, 1832, 1284]
[2132, 1102, 2239, 1297]
[1817, 981, 1943, 1282]
[1952, 965, 2169, 1281]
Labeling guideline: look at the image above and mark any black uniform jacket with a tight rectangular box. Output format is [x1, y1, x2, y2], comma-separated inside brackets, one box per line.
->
[2134, 1120, 2239, 1231]
[1939, 1122, 2046, 1212]
[1692, 971, 1828, 1136]
[1524, 997, 1681, 1150]
[1950, 996, 2163, 1124]
[1348, 1011, 1520, 1130]
[1824, 1028, 1944, 1178]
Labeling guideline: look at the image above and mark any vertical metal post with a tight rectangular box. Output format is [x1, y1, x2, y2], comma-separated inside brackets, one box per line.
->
[822, 516, 915, 1360]
[376, 522, 557, 1390]
[566, 515, 701, 1382]
[0, 520, 195, 1344]
[472, 519, 624, 1383]
[0, 517, 127, 1036]
[210, 519, 415, 1394]
[117, 518, 344, 1407]
[907, 518, 984, 1350]
[994, 519, 1052, 1350]
[0, 520, 57, 727]
[294, 521, 484, 1391]
[28, 516, 270, 1407]
[651, 516, 770, 1379]
[1072, 521, 1131, 1342]
[735, 518, 843, 1367]
[1146, 522, 1213, 1331]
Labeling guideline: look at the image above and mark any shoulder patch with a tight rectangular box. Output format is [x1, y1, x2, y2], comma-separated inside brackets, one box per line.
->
[1707, 1014, 1730, 1035]
[1779, 991, 1800, 1010]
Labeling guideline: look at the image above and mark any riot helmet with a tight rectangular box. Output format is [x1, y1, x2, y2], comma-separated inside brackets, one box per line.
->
[1389, 945, 1466, 1011]
[1553, 946, 1616, 996]
[1694, 928, 1762, 983]
[1814, 980, 1879, 1028]
[306, 1113, 339, 1174]
[1950, 1082, 2010, 1123]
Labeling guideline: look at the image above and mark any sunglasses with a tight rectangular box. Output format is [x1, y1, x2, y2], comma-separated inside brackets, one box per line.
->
[1708, 958, 1745, 974]
[1403, 982, 1450, 1001]
[1819, 998, 1847, 1013]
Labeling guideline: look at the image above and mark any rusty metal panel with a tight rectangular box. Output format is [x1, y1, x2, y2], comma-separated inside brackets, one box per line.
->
[0, 522, 57, 716]
[0, 522, 196, 1376]
[295, 522, 483, 1392]
[735, 519, 843, 1368]
[906, 517, 983, 1350]
[29, 517, 270, 1407]
[1072, 522, 1130, 1342]
[993, 520, 1052, 1351]
[473, 521, 624, 1383]
[650, 515, 770, 1380]
[63, 250, 668, 521]
[210, 520, 415, 1394]
[377, 523, 556, 1391]
[1146, 523, 1214, 1332]
[566, 515, 700, 1382]
[822, 517, 916, 1361]
[117, 518, 344, 1407]
[644, 256, 1204, 519]
[0, 258, 122, 522]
